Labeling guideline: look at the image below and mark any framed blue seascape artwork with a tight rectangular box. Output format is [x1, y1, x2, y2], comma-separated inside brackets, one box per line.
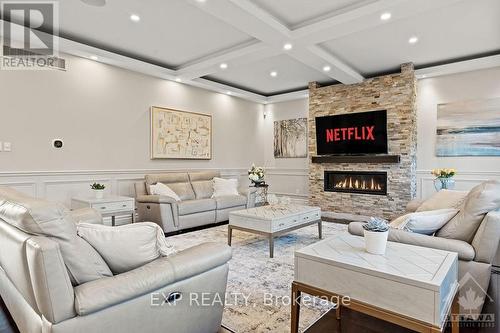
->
[436, 98, 500, 156]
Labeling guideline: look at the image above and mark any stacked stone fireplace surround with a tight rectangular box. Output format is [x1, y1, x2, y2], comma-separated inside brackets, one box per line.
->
[308, 63, 417, 220]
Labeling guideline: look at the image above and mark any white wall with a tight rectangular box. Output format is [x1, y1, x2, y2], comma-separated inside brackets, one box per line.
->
[417, 67, 500, 198]
[0, 53, 265, 205]
[263, 99, 309, 201]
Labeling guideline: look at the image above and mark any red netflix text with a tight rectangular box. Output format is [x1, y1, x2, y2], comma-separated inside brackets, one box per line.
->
[325, 126, 375, 142]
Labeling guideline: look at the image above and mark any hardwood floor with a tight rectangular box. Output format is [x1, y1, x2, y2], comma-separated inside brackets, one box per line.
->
[1, 272, 498, 333]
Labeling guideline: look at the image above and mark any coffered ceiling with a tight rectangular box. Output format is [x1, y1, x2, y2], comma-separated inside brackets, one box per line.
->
[2, 0, 500, 102]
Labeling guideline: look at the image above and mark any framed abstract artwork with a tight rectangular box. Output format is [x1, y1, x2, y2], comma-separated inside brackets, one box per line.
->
[274, 118, 308, 158]
[150, 106, 212, 159]
[436, 98, 500, 156]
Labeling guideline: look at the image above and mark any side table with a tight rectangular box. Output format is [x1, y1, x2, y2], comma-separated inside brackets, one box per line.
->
[71, 195, 135, 226]
[252, 183, 269, 206]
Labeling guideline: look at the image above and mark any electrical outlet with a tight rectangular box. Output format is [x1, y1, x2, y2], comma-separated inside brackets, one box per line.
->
[3, 142, 11, 152]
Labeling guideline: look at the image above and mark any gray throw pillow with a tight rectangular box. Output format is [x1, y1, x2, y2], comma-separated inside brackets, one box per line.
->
[0, 187, 112, 285]
[436, 180, 500, 242]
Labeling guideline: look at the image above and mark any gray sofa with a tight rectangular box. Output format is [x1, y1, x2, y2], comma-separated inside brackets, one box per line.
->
[0, 187, 232, 333]
[348, 188, 500, 317]
[135, 171, 257, 233]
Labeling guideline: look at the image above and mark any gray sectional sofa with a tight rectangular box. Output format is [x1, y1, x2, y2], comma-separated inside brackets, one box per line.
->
[135, 171, 257, 233]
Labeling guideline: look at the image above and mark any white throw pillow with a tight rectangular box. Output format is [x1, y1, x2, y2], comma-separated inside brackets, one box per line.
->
[389, 208, 459, 235]
[212, 177, 239, 198]
[150, 182, 181, 201]
[77, 222, 177, 274]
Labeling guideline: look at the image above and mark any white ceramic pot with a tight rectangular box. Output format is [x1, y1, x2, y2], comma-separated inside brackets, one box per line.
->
[363, 230, 389, 255]
[94, 189, 104, 199]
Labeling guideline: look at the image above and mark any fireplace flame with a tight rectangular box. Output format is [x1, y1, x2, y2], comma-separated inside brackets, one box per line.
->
[335, 177, 382, 191]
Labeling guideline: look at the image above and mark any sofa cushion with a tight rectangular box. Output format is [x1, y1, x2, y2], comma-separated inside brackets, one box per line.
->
[437, 180, 500, 243]
[389, 209, 459, 235]
[212, 177, 239, 198]
[0, 187, 112, 285]
[348, 221, 475, 261]
[215, 195, 247, 210]
[167, 182, 195, 201]
[416, 190, 468, 212]
[192, 180, 214, 199]
[178, 199, 216, 215]
[188, 171, 220, 182]
[144, 173, 189, 195]
[77, 222, 177, 274]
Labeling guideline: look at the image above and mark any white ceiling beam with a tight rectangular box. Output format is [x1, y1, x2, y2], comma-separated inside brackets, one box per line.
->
[293, 0, 464, 45]
[177, 41, 281, 80]
[415, 54, 500, 79]
[188, 0, 364, 84]
[191, 78, 268, 103]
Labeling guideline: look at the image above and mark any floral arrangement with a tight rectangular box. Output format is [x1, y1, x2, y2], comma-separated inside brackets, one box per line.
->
[362, 217, 389, 232]
[90, 183, 106, 190]
[431, 168, 456, 178]
[248, 164, 265, 184]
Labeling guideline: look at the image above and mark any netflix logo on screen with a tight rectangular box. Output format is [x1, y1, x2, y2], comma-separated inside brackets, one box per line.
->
[315, 110, 388, 155]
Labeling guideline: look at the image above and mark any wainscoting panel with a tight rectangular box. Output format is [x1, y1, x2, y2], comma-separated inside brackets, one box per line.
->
[417, 170, 500, 199]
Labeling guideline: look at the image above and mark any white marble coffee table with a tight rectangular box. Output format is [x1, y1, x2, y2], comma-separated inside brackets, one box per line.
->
[228, 204, 322, 258]
[291, 233, 460, 333]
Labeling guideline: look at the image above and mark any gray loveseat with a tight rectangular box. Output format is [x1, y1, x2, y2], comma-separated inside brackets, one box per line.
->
[0, 187, 232, 333]
[348, 184, 500, 317]
[135, 171, 257, 233]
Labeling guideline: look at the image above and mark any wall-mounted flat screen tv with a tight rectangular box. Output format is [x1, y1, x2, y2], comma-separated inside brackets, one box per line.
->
[315, 110, 388, 155]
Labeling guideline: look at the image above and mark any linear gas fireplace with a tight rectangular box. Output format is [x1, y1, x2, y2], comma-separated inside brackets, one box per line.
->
[324, 171, 387, 196]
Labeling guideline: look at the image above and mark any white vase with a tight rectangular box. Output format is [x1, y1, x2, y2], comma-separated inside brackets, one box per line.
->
[364, 230, 389, 255]
[94, 189, 104, 199]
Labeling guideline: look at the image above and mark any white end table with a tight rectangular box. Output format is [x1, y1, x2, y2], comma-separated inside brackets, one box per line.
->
[71, 195, 135, 226]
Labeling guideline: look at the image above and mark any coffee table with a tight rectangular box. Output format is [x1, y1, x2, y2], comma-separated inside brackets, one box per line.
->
[228, 204, 322, 258]
[291, 233, 459, 333]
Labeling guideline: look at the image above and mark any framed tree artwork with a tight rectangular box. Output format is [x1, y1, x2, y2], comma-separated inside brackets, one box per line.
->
[274, 117, 308, 158]
[150, 106, 212, 159]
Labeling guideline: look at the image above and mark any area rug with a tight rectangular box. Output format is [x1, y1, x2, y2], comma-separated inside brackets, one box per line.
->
[167, 222, 348, 333]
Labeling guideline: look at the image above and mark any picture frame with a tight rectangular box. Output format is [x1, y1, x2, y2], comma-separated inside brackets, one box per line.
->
[150, 106, 212, 160]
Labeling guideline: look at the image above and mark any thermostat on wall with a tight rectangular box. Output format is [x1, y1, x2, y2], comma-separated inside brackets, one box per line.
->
[52, 139, 63, 149]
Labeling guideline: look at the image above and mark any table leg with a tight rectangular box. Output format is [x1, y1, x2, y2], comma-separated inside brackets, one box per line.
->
[111, 216, 116, 227]
[451, 293, 460, 333]
[228, 226, 233, 246]
[132, 211, 136, 223]
[318, 221, 323, 239]
[269, 235, 274, 258]
[291, 283, 301, 333]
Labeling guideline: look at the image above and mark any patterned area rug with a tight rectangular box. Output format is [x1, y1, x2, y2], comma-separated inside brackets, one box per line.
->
[167, 221, 348, 333]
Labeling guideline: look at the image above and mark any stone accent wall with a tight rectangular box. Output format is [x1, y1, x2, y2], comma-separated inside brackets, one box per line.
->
[308, 63, 417, 220]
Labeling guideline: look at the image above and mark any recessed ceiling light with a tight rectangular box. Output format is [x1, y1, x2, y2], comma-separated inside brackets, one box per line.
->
[81, 0, 106, 7]
[196, 0, 207, 2]
[130, 14, 140, 22]
[175, 78, 182, 82]
[283, 43, 293, 51]
[408, 36, 419, 44]
[220, 63, 228, 69]
[226, 91, 232, 95]
[421, 74, 427, 78]
[90, 55, 98, 61]
[270, 71, 278, 77]
[380, 12, 391, 21]
[323, 65, 331, 72]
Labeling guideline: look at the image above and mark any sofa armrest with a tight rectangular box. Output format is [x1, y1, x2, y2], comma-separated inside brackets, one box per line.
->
[348, 222, 475, 261]
[70, 208, 103, 224]
[74, 242, 232, 316]
[472, 211, 500, 264]
[136, 194, 178, 204]
[239, 187, 257, 208]
[405, 199, 424, 213]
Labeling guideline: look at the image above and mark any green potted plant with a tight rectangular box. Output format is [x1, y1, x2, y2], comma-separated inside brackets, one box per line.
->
[90, 182, 106, 199]
[363, 217, 390, 255]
